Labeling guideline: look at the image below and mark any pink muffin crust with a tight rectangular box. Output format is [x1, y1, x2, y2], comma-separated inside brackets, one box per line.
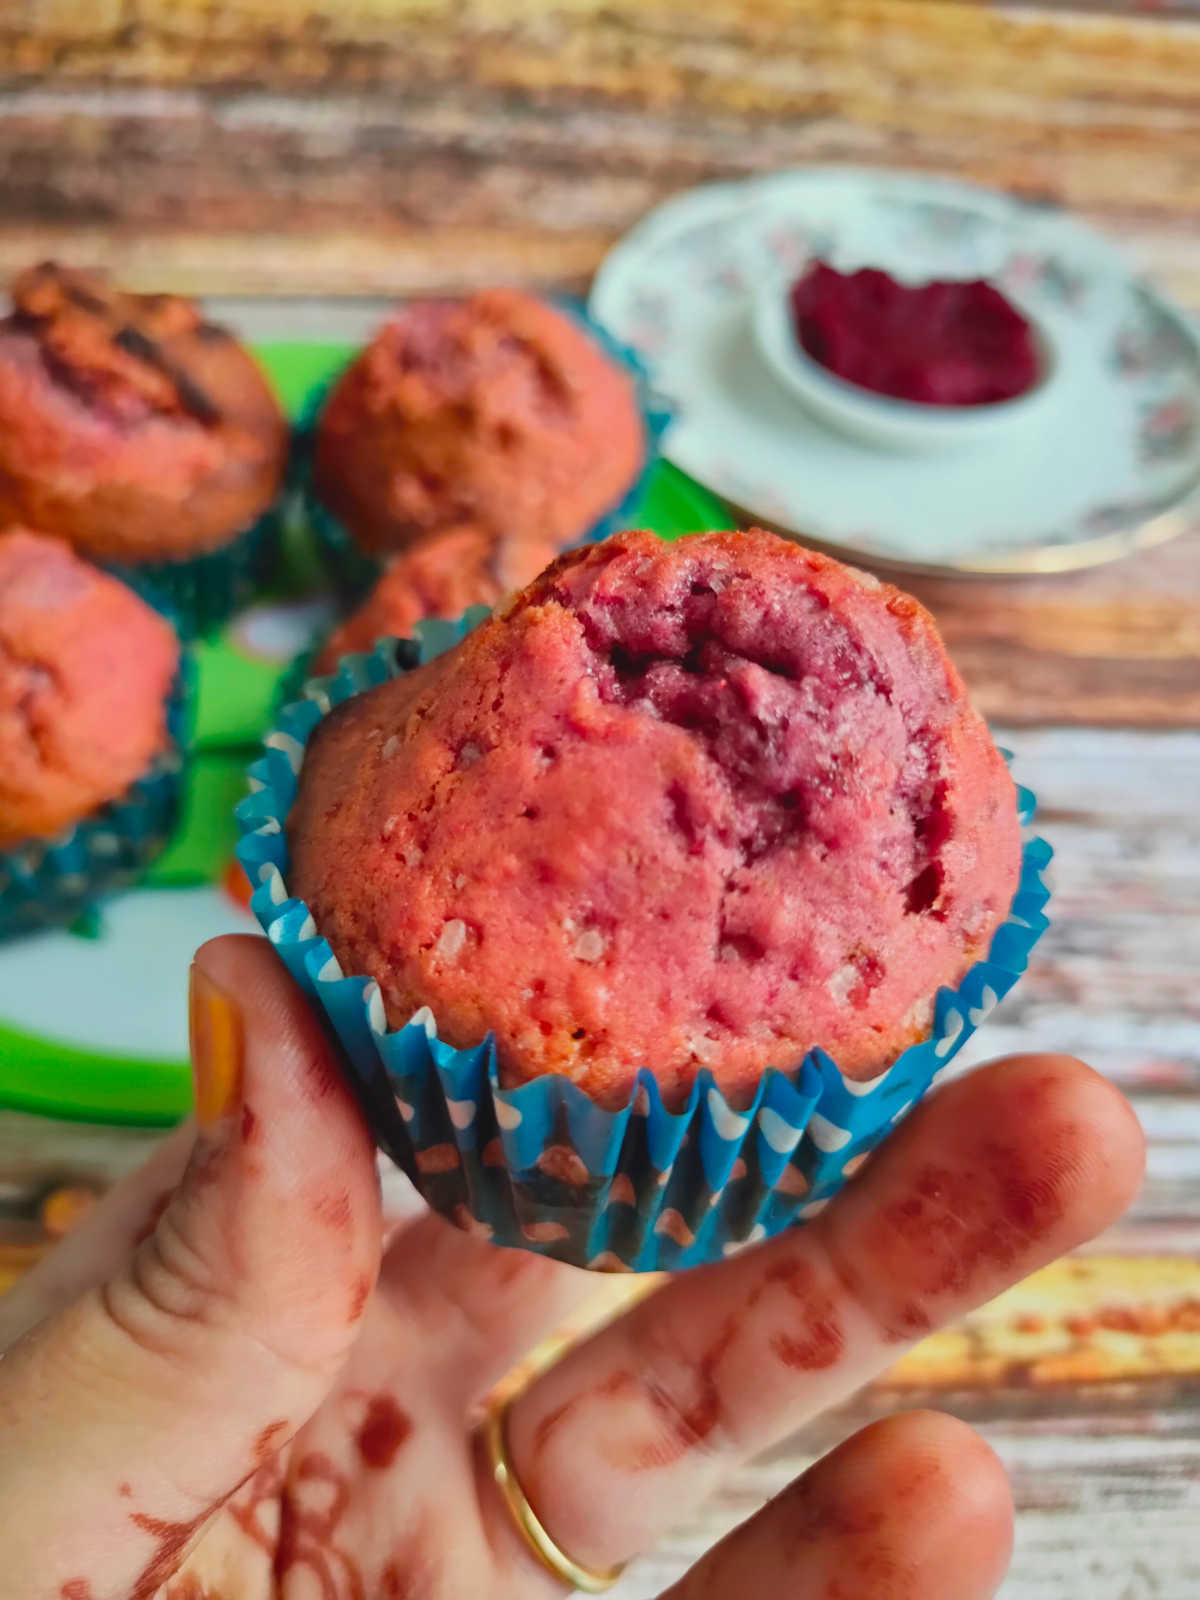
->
[0, 528, 179, 848]
[312, 290, 646, 557]
[288, 529, 1021, 1111]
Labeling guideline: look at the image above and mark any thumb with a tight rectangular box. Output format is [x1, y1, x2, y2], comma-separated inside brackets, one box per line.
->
[0, 934, 382, 1599]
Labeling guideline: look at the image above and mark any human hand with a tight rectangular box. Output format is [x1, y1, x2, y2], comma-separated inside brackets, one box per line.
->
[0, 935, 1144, 1599]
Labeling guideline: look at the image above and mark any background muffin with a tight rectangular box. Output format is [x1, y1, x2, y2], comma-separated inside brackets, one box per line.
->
[313, 523, 560, 673]
[288, 527, 1022, 1111]
[0, 263, 287, 567]
[0, 528, 179, 848]
[312, 290, 646, 559]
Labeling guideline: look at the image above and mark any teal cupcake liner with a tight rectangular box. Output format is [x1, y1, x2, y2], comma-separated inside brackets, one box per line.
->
[108, 507, 278, 641]
[0, 642, 195, 942]
[292, 298, 674, 602]
[237, 620, 1053, 1273]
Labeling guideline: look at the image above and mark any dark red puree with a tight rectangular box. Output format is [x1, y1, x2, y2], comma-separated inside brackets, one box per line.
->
[790, 261, 1038, 407]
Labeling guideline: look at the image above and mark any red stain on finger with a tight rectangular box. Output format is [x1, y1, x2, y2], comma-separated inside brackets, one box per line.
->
[771, 1320, 843, 1370]
[60, 1583, 94, 1599]
[595, 1325, 740, 1475]
[128, 1510, 212, 1600]
[252, 1419, 290, 1467]
[348, 1271, 373, 1322]
[533, 1320, 744, 1481]
[274, 1452, 365, 1599]
[381, 1562, 407, 1597]
[164, 1580, 224, 1600]
[241, 1104, 262, 1145]
[288, 1453, 350, 1539]
[749, 1258, 845, 1371]
[313, 1188, 353, 1230]
[379, 1528, 440, 1599]
[844, 1081, 1080, 1342]
[229, 1459, 284, 1554]
[356, 1394, 412, 1469]
[637, 1319, 736, 1465]
[119, 1482, 133, 1499]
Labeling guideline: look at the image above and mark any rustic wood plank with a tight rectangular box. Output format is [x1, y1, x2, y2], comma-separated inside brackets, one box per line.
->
[948, 726, 1200, 1089]
[907, 529, 1200, 729]
[0, 2, 1196, 306]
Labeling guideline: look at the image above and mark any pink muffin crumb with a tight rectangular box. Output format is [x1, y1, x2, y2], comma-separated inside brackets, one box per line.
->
[288, 528, 1021, 1112]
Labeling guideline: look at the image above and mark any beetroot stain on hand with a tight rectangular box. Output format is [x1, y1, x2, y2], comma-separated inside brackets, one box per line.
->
[851, 1090, 1079, 1342]
[348, 1271, 373, 1323]
[164, 1579, 223, 1600]
[356, 1394, 412, 1470]
[252, 1419, 290, 1467]
[228, 1459, 284, 1555]
[273, 1452, 364, 1600]
[378, 1528, 440, 1600]
[749, 1258, 845, 1371]
[312, 1188, 354, 1230]
[128, 1509, 213, 1600]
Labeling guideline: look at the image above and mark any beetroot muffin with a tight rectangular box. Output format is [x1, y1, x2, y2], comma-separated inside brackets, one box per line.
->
[288, 528, 1021, 1112]
[0, 528, 179, 848]
[312, 290, 646, 558]
[314, 523, 561, 674]
[0, 263, 288, 566]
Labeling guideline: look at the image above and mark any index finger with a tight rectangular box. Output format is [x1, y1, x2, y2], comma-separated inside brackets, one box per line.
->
[491, 1054, 1143, 1578]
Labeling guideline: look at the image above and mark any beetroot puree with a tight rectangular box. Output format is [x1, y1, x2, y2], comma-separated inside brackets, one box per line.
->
[790, 262, 1038, 407]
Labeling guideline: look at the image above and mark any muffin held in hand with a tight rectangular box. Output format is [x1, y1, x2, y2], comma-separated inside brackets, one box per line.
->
[289, 527, 1021, 1112]
[0, 263, 288, 566]
[312, 290, 646, 558]
[314, 523, 560, 674]
[0, 529, 179, 848]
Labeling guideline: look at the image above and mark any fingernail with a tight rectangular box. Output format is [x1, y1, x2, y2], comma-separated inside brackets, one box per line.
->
[189, 963, 244, 1129]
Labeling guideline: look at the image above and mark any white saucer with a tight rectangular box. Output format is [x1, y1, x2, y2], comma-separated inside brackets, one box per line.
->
[590, 169, 1200, 575]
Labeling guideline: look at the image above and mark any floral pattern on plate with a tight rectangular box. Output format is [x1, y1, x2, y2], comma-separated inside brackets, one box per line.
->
[590, 168, 1200, 573]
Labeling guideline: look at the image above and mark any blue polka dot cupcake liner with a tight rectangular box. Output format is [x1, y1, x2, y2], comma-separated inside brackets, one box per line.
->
[290, 298, 675, 604]
[237, 618, 1052, 1273]
[108, 505, 279, 641]
[0, 614, 195, 943]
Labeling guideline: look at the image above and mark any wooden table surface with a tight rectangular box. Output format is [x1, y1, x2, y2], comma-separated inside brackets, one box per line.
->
[1, 286, 1199, 1597]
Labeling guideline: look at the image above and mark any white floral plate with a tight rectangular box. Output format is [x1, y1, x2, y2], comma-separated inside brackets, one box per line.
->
[590, 168, 1200, 575]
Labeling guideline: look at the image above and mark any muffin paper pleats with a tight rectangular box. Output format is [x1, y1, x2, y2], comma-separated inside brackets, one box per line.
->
[0, 640, 195, 943]
[109, 507, 278, 641]
[238, 620, 1052, 1273]
[292, 302, 674, 602]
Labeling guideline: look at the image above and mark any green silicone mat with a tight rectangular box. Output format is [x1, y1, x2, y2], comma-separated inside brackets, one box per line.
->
[0, 340, 734, 1127]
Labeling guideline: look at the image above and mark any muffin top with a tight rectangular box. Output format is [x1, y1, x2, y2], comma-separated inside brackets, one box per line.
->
[314, 524, 561, 674]
[0, 263, 288, 563]
[0, 528, 180, 848]
[312, 290, 646, 557]
[288, 528, 1021, 1110]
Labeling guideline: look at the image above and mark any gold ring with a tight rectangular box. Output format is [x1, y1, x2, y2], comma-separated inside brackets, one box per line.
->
[480, 1398, 628, 1593]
